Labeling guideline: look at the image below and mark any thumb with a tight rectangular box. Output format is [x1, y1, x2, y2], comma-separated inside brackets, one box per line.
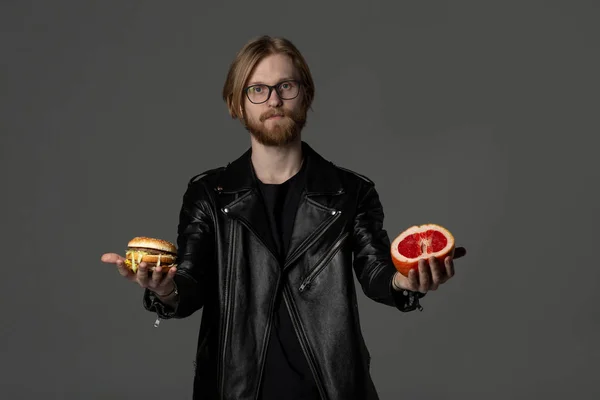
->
[453, 246, 467, 259]
[101, 253, 124, 264]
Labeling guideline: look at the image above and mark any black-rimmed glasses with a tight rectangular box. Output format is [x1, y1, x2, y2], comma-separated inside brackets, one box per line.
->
[244, 80, 301, 104]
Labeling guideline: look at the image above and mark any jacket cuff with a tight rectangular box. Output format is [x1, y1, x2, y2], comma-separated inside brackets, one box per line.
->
[390, 278, 425, 312]
[143, 288, 179, 319]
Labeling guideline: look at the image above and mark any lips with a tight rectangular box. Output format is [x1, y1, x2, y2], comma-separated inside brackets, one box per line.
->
[260, 111, 287, 122]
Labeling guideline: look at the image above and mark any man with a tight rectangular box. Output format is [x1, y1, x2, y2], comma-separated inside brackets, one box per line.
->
[102, 35, 466, 400]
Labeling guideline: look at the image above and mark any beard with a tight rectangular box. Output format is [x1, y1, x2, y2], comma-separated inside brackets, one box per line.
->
[244, 106, 307, 147]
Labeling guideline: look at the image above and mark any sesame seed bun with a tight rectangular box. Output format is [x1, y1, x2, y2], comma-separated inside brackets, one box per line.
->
[124, 236, 177, 273]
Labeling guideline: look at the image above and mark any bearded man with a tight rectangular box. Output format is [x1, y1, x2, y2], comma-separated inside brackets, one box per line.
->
[102, 35, 466, 400]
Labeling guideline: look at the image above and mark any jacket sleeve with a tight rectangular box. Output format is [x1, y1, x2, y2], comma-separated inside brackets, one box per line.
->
[351, 182, 425, 312]
[143, 182, 216, 319]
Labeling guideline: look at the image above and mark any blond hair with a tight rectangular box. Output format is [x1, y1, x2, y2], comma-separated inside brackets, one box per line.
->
[222, 35, 315, 120]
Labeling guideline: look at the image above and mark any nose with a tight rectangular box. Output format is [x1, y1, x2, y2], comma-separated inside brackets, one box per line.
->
[267, 88, 283, 107]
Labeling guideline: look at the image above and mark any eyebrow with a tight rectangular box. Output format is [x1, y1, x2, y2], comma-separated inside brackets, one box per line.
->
[247, 77, 296, 86]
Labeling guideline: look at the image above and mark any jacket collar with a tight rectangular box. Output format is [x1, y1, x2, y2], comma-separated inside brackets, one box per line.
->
[216, 141, 344, 196]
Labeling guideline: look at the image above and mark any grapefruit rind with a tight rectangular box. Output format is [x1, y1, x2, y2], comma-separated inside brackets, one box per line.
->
[390, 224, 455, 277]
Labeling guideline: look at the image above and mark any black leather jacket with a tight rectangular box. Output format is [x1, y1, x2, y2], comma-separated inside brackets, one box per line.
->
[143, 142, 424, 400]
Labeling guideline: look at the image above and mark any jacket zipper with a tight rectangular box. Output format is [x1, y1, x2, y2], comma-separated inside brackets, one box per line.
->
[253, 278, 280, 400]
[284, 207, 342, 270]
[299, 231, 349, 293]
[222, 215, 282, 400]
[218, 219, 236, 399]
[282, 214, 345, 400]
[283, 285, 328, 400]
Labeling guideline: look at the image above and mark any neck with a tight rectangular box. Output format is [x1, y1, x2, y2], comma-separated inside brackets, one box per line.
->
[250, 136, 304, 184]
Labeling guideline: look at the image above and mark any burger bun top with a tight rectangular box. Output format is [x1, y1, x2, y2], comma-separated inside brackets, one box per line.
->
[127, 236, 177, 254]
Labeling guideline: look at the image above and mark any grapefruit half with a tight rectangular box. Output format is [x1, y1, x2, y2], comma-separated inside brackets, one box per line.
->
[391, 224, 455, 277]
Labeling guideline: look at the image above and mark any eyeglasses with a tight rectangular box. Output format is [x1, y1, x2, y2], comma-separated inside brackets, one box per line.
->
[244, 80, 302, 104]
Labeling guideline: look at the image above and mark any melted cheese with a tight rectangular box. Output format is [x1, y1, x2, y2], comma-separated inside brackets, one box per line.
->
[124, 250, 173, 273]
[125, 250, 149, 273]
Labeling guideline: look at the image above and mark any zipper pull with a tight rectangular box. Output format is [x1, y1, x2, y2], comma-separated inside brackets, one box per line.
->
[154, 316, 161, 328]
[299, 282, 309, 292]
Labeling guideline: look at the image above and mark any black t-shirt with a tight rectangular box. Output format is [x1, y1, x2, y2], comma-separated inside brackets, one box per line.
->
[256, 161, 320, 400]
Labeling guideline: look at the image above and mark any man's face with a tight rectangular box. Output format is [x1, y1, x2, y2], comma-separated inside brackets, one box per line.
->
[242, 53, 307, 147]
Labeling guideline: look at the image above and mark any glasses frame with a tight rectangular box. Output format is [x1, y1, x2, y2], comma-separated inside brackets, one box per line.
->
[244, 80, 302, 104]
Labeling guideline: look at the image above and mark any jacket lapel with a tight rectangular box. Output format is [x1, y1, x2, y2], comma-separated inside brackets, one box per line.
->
[283, 143, 345, 269]
[215, 148, 280, 260]
[283, 195, 342, 269]
[222, 189, 280, 261]
[215, 142, 345, 268]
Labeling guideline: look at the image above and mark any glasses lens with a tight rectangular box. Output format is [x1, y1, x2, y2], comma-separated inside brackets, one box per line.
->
[277, 81, 299, 99]
[247, 85, 269, 103]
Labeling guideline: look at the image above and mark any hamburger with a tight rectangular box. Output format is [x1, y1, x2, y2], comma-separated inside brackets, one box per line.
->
[124, 236, 177, 273]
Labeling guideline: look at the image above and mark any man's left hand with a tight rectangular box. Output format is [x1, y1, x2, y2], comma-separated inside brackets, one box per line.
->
[393, 247, 467, 293]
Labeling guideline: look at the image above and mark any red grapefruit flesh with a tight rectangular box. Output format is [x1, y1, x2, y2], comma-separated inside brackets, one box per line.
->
[391, 224, 455, 277]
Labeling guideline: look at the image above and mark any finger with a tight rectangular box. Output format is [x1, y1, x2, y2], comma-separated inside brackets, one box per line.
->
[407, 268, 419, 291]
[418, 259, 431, 293]
[157, 266, 177, 290]
[445, 256, 455, 278]
[137, 262, 150, 287]
[101, 253, 124, 264]
[150, 265, 164, 287]
[115, 259, 128, 275]
[115, 259, 136, 281]
[453, 247, 467, 259]
[164, 266, 177, 282]
[430, 256, 445, 285]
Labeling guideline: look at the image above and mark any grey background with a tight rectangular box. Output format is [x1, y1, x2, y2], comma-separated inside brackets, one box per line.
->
[1, 1, 599, 399]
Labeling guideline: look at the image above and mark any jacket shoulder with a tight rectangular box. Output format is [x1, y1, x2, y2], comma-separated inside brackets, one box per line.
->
[187, 166, 226, 187]
[333, 164, 375, 186]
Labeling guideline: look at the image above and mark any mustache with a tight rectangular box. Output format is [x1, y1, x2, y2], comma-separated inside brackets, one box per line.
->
[260, 109, 291, 122]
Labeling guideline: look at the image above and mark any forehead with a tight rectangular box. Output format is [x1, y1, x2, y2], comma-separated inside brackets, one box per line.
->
[247, 53, 298, 85]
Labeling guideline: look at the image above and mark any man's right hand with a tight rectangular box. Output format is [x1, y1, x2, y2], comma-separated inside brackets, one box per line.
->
[101, 253, 177, 296]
